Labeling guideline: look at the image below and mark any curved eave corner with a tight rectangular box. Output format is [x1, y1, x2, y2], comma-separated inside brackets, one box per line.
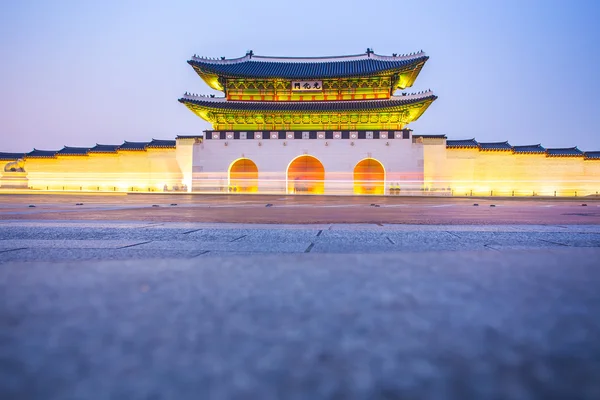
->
[189, 62, 224, 91]
[394, 57, 428, 91]
[408, 94, 437, 123]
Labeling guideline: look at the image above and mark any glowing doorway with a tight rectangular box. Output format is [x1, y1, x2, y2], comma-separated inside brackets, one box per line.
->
[287, 155, 325, 194]
[228, 158, 259, 192]
[353, 158, 385, 195]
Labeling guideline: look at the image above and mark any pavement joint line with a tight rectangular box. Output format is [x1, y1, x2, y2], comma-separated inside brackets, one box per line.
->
[304, 242, 315, 253]
[538, 239, 570, 247]
[386, 236, 395, 245]
[230, 235, 247, 242]
[316, 230, 323, 237]
[0, 247, 27, 254]
[181, 228, 203, 235]
[140, 223, 164, 229]
[483, 244, 502, 252]
[117, 241, 152, 249]
[445, 231, 462, 238]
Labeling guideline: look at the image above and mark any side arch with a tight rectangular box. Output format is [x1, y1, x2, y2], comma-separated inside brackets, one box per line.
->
[286, 155, 325, 194]
[228, 158, 259, 192]
[353, 158, 385, 195]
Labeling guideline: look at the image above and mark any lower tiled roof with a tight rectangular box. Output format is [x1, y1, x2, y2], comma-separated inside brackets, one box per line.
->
[513, 144, 546, 154]
[479, 141, 512, 151]
[0, 152, 26, 160]
[179, 93, 437, 112]
[584, 151, 600, 160]
[89, 144, 120, 153]
[148, 139, 176, 148]
[119, 141, 149, 151]
[546, 147, 584, 157]
[447, 139, 478, 148]
[57, 146, 90, 156]
[26, 149, 57, 158]
[413, 134, 447, 139]
[176, 135, 204, 139]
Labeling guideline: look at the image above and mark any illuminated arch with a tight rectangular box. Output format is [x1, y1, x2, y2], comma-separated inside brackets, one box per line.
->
[353, 158, 385, 195]
[286, 155, 325, 194]
[228, 158, 259, 193]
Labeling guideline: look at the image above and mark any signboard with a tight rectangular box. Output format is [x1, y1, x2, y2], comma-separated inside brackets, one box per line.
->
[292, 81, 323, 91]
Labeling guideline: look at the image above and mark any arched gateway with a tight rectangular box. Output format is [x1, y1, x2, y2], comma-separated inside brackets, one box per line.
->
[353, 158, 385, 195]
[287, 155, 325, 194]
[228, 158, 258, 192]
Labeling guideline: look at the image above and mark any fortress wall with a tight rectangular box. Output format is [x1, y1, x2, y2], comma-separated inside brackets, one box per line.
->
[22, 149, 183, 192]
[424, 143, 600, 196]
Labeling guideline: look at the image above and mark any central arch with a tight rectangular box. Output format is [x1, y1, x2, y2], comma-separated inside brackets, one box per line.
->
[287, 155, 325, 194]
[353, 158, 385, 195]
[228, 158, 259, 192]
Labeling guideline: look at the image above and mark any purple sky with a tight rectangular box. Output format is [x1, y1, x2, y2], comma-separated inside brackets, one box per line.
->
[1, 0, 599, 152]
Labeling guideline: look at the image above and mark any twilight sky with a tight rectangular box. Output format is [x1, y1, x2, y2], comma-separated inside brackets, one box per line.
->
[1, 0, 599, 152]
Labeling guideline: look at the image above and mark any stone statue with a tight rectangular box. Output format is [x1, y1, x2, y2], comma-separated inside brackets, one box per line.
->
[4, 159, 25, 172]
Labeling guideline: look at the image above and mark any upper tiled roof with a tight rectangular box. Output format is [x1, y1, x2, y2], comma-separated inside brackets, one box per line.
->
[26, 149, 57, 158]
[479, 141, 512, 151]
[119, 141, 149, 151]
[546, 147, 584, 157]
[57, 146, 89, 156]
[147, 139, 176, 148]
[89, 144, 120, 153]
[584, 151, 600, 160]
[0, 152, 25, 160]
[189, 50, 428, 79]
[513, 144, 546, 154]
[446, 139, 478, 148]
[179, 92, 436, 112]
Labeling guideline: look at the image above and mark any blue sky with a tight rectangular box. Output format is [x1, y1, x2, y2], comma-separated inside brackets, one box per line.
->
[1, 0, 599, 152]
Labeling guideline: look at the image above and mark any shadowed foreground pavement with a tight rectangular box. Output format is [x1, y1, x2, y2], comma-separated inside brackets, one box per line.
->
[1, 223, 600, 399]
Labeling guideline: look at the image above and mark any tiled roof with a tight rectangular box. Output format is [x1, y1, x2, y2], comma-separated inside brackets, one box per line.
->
[479, 141, 512, 151]
[189, 51, 428, 79]
[0, 152, 25, 160]
[119, 141, 149, 151]
[413, 134, 447, 139]
[446, 139, 478, 148]
[513, 144, 545, 154]
[546, 147, 584, 157]
[584, 151, 600, 160]
[147, 139, 176, 148]
[26, 149, 57, 158]
[176, 135, 204, 139]
[179, 92, 436, 112]
[57, 146, 89, 156]
[89, 144, 120, 153]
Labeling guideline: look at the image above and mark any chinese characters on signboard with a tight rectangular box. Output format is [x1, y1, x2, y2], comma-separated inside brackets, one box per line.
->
[291, 81, 323, 91]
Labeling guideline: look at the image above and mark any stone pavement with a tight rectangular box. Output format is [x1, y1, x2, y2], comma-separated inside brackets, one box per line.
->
[1, 221, 600, 399]
[1, 221, 600, 261]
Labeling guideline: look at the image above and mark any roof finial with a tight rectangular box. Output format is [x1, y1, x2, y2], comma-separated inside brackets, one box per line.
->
[246, 49, 254, 58]
[366, 48, 374, 56]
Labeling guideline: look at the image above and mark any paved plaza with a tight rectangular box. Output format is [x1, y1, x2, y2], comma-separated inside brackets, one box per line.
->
[1, 220, 600, 261]
[1, 195, 600, 399]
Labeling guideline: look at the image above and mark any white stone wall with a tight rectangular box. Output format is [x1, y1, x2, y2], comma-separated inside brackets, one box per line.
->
[191, 136, 424, 194]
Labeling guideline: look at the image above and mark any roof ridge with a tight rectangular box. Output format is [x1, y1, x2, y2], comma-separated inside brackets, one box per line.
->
[190, 50, 427, 65]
